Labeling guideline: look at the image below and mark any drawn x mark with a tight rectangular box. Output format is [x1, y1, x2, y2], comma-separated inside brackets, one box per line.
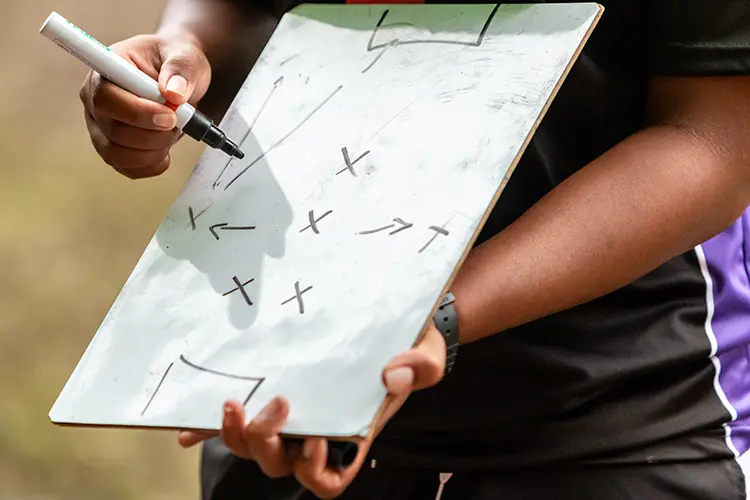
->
[188, 205, 212, 230]
[281, 280, 313, 314]
[418, 224, 450, 253]
[300, 210, 333, 234]
[223, 276, 255, 306]
[336, 147, 371, 176]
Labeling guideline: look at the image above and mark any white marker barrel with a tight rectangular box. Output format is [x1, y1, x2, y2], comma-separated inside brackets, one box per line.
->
[39, 11, 196, 128]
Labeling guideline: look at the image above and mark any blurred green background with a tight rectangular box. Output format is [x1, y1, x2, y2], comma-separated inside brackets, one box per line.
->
[1, 1, 205, 498]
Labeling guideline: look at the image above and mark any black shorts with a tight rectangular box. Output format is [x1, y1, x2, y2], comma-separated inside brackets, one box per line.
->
[200, 439, 747, 500]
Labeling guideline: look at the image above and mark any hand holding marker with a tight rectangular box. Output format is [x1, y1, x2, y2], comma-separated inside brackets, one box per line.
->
[39, 12, 245, 160]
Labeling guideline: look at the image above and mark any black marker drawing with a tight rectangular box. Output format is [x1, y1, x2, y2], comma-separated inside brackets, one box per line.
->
[359, 223, 394, 235]
[178, 355, 266, 406]
[367, 4, 500, 52]
[300, 209, 333, 234]
[242, 378, 266, 406]
[279, 54, 299, 67]
[358, 217, 413, 235]
[418, 225, 450, 253]
[213, 76, 284, 189]
[209, 223, 257, 240]
[142, 357, 266, 413]
[336, 147, 371, 176]
[221, 225, 257, 232]
[179, 354, 263, 381]
[189, 207, 196, 230]
[361, 41, 396, 73]
[141, 362, 174, 416]
[281, 280, 313, 314]
[187, 204, 212, 230]
[223, 276, 255, 306]
[210, 223, 228, 239]
[221, 85, 344, 191]
[390, 217, 414, 235]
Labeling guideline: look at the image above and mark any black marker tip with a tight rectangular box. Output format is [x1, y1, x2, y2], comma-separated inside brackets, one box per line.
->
[220, 137, 244, 160]
[181, 109, 245, 160]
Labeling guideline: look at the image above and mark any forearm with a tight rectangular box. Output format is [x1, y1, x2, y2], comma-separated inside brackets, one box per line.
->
[452, 123, 750, 344]
[156, 0, 278, 120]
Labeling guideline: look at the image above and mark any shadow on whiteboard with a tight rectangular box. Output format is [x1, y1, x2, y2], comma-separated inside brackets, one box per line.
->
[153, 124, 293, 331]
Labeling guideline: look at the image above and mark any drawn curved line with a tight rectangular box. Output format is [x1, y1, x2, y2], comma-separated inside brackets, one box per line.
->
[381, 22, 417, 30]
[366, 4, 500, 52]
[179, 354, 263, 381]
[476, 3, 501, 45]
[366, 10, 390, 51]
[361, 46, 389, 74]
[223, 85, 344, 191]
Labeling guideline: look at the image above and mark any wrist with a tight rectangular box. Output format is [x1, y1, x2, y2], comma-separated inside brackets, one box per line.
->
[434, 292, 460, 375]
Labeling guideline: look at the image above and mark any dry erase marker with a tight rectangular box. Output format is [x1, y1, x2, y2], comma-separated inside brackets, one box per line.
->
[39, 11, 245, 160]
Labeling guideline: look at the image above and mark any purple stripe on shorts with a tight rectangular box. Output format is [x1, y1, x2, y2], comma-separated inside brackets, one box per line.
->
[700, 210, 750, 455]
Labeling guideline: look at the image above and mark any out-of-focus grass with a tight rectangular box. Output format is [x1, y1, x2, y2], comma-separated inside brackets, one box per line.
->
[0, 1, 210, 498]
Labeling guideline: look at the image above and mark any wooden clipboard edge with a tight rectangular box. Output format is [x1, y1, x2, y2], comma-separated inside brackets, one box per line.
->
[48, 419, 368, 448]
[50, 4, 604, 446]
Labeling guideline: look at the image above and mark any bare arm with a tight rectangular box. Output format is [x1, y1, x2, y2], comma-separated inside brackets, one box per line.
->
[452, 76, 750, 343]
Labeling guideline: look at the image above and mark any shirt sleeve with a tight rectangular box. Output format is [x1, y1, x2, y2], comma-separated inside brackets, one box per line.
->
[646, 0, 750, 76]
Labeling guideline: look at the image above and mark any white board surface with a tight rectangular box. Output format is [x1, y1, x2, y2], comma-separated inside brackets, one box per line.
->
[50, 3, 602, 438]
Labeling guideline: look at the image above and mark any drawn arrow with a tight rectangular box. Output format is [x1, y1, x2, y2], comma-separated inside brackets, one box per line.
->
[389, 217, 413, 235]
[358, 217, 413, 236]
[209, 223, 257, 240]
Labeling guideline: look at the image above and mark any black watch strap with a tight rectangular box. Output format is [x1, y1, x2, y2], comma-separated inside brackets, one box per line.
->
[435, 292, 459, 375]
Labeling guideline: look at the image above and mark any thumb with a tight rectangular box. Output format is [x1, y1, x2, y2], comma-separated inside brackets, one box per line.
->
[157, 43, 210, 106]
[383, 325, 447, 394]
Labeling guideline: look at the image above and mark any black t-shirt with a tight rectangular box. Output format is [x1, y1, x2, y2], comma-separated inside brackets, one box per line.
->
[209, 0, 750, 472]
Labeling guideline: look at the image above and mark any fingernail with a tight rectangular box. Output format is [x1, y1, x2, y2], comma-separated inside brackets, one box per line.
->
[302, 439, 316, 460]
[223, 404, 233, 427]
[166, 75, 188, 98]
[384, 366, 414, 393]
[153, 113, 176, 129]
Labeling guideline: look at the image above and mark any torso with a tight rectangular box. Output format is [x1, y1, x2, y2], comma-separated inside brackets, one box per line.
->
[250, 0, 750, 469]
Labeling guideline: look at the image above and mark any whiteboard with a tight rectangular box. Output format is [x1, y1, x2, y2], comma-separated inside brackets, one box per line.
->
[50, 3, 602, 439]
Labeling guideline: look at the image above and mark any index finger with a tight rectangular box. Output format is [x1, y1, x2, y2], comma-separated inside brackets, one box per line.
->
[294, 438, 366, 499]
[88, 72, 176, 131]
[178, 430, 218, 448]
[295, 439, 342, 499]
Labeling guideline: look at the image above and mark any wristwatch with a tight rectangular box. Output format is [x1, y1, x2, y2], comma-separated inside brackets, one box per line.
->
[434, 292, 459, 375]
